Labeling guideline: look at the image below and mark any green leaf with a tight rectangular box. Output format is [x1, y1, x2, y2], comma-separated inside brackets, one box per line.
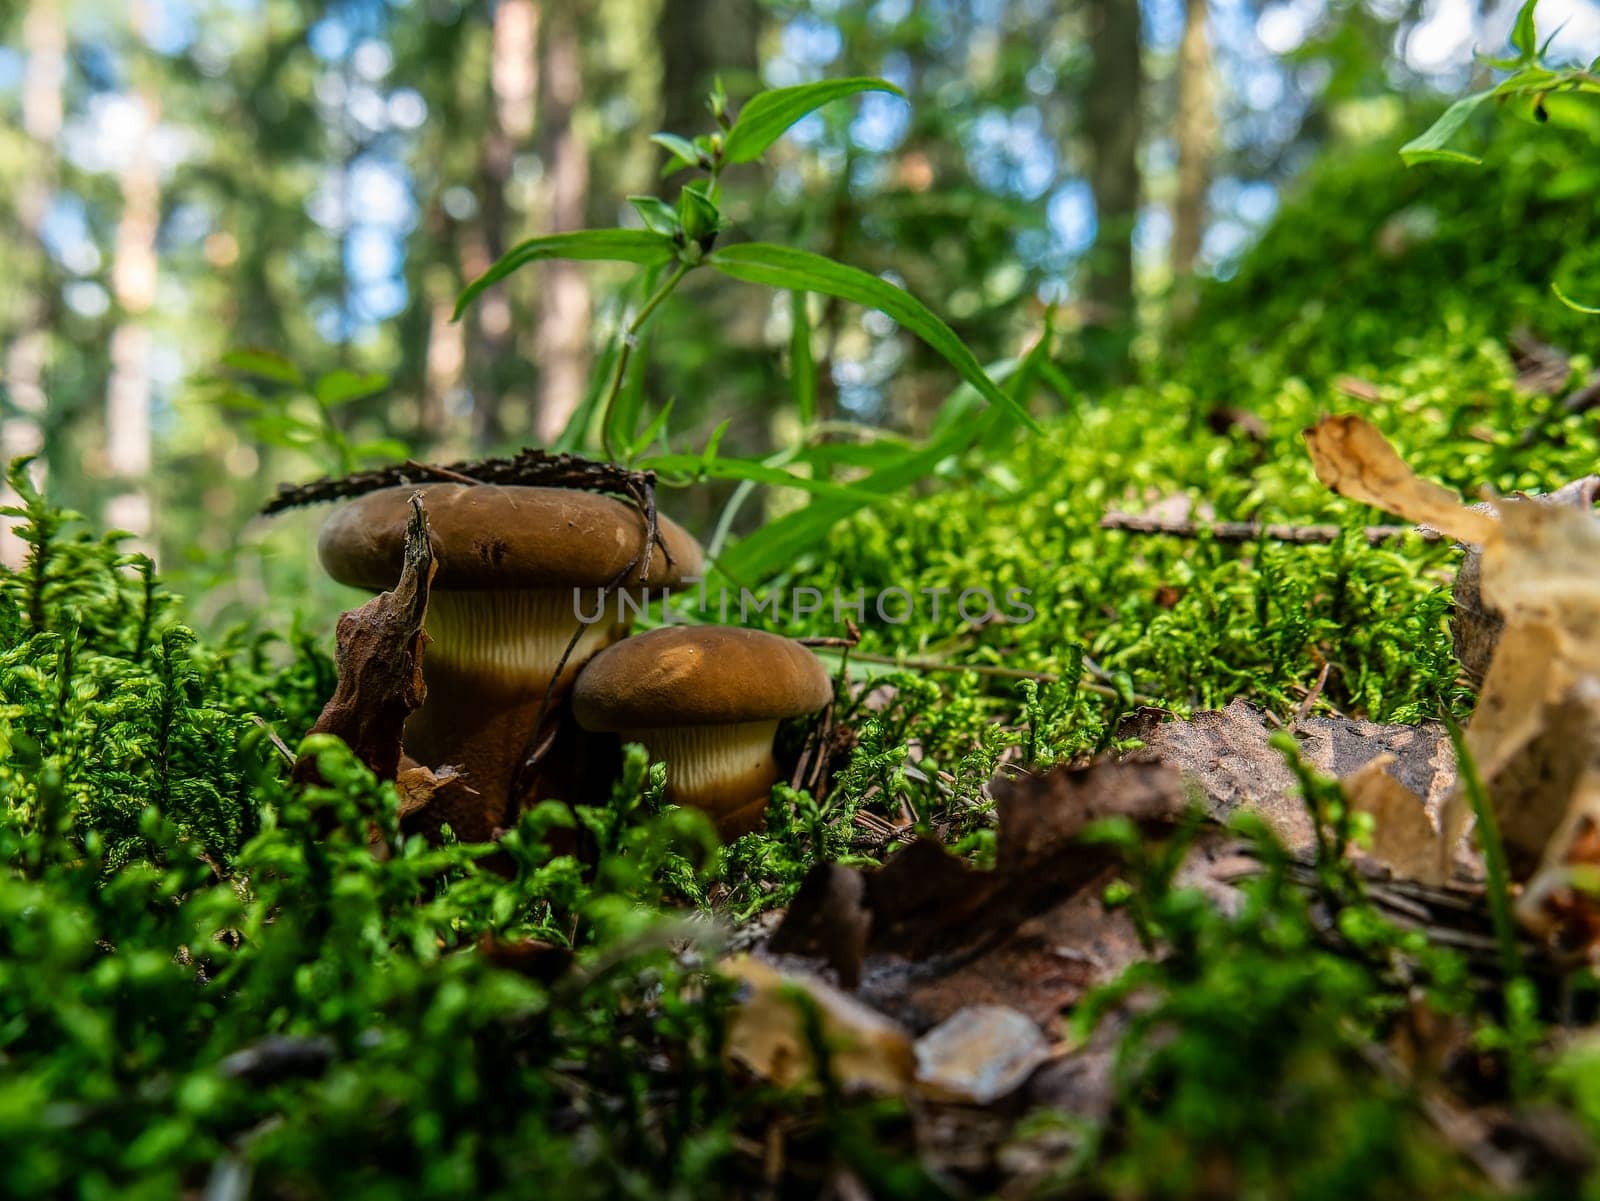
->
[248, 413, 319, 449]
[453, 230, 675, 319]
[628, 195, 681, 238]
[221, 349, 303, 387]
[709, 242, 1041, 432]
[676, 183, 724, 243]
[715, 358, 1025, 584]
[554, 337, 621, 453]
[721, 78, 906, 164]
[650, 132, 702, 172]
[790, 290, 816, 428]
[629, 399, 675, 457]
[1510, 0, 1538, 60]
[639, 453, 876, 503]
[700, 419, 732, 469]
[314, 369, 387, 407]
[208, 388, 266, 414]
[350, 437, 411, 461]
[712, 411, 1003, 585]
[1399, 90, 1493, 165]
[608, 325, 653, 457]
[1553, 282, 1600, 314]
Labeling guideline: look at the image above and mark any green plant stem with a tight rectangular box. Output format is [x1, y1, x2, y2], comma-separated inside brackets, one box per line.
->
[601, 261, 692, 461]
[835, 649, 1153, 702]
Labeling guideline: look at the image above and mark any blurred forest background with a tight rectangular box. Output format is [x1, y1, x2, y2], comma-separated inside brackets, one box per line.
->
[1, 0, 1596, 630]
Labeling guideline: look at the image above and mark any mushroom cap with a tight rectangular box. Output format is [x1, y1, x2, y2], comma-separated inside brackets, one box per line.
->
[318, 484, 703, 592]
[571, 626, 833, 731]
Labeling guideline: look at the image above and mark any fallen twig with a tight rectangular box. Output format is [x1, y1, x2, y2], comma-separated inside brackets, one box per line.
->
[1099, 511, 1426, 545]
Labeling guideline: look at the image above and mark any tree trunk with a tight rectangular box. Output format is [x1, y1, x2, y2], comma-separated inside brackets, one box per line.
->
[1083, 0, 1143, 367]
[469, 0, 540, 447]
[104, 81, 161, 548]
[1170, 0, 1213, 280]
[657, 0, 761, 142]
[1, 0, 65, 567]
[532, 9, 591, 445]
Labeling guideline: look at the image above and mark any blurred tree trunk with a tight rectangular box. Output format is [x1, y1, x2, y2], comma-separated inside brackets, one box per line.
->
[1083, 0, 1142, 371]
[532, 8, 590, 444]
[657, 0, 761, 141]
[104, 81, 161, 547]
[2, 0, 65, 567]
[1170, 0, 1213, 281]
[468, 0, 540, 446]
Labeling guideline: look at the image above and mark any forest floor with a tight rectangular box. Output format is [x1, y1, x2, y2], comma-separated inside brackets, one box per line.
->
[9, 128, 1600, 1198]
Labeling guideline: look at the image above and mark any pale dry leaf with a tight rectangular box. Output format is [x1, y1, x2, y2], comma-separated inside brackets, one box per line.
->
[1343, 754, 1446, 885]
[722, 956, 914, 1094]
[1303, 415, 1496, 545]
[1471, 672, 1600, 881]
[1478, 499, 1600, 675]
[1450, 478, 1600, 682]
[913, 1005, 1052, 1105]
[394, 762, 467, 820]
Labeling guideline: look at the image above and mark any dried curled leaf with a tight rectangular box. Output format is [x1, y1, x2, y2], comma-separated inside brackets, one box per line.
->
[1343, 754, 1446, 886]
[1450, 478, 1600, 683]
[1479, 499, 1600, 674]
[297, 492, 435, 785]
[1303, 415, 1496, 545]
[722, 956, 914, 1095]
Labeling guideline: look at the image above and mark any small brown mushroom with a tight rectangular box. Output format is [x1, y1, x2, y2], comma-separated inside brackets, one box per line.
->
[318, 483, 702, 836]
[570, 626, 834, 836]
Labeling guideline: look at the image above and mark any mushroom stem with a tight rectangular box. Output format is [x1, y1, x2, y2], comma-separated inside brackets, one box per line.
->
[628, 719, 782, 834]
[422, 589, 625, 686]
[402, 587, 629, 828]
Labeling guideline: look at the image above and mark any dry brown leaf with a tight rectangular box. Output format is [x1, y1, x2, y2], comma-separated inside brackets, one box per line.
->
[297, 492, 435, 787]
[394, 761, 468, 820]
[1303, 415, 1496, 545]
[1343, 754, 1446, 886]
[1124, 699, 1457, 863]
[722, 956, 915, 1094]
[1478, 499, 1600, 674]
[1451, 478, 1600, 682]
[913, 1005, 1051, 1105]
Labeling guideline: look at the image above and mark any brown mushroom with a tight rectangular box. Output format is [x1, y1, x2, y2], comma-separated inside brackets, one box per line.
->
[570, 626, 834, 836]
[318, 483, 702, 836]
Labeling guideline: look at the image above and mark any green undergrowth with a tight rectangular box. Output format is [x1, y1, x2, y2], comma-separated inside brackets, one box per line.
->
[10, 116, 1600, 1195]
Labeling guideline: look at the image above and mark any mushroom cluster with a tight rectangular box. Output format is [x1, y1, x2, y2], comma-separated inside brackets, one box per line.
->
[318, 481, 832, 839]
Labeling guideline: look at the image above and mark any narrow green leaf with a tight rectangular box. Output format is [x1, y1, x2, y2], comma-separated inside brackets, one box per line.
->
[650, 132, 701, 172]
[789, 290, 816, 427]
[628, 196, 681, 238]
[608, 327, 653, 458]
[314, 369, 388, 407]
[629, 399, 676, 457]
[709, 242, 1040, 432]
[554, 337, 621, 453]
[350, 437, 411, 461]
[222, 349, 303, 387]
[700, 419, 732, 468]
[208, 389, 266, 414]
[453, 229, 675, 320]
[1553, 282, 1600, 314]
[1399, 90, 1493, 165]
[1510, 0, 1538, 60]
[715, 359, 1026, 585]
[722, 78, 906, 164]
[640, 453, 877, 502]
